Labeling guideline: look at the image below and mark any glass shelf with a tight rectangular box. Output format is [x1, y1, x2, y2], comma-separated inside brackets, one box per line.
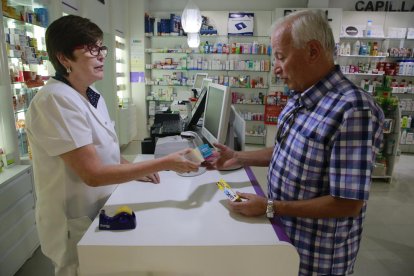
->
[343, 73, 385, 76]
[146, 84, 190, 87]
[339, 36, 387, 40]
[233, 103, 264, 106]
[146, 34, 269, 39]
[3, 14, 46, 28]
[338, 55, 387, 58]
[148, 68, 269, 73]
[230, 87, 268, 89]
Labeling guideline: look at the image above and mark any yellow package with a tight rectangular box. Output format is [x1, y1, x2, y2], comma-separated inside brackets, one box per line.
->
[216, 179, 241, 202]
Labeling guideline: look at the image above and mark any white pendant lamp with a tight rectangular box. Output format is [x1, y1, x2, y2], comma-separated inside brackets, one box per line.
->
[181, 0, 202, 48]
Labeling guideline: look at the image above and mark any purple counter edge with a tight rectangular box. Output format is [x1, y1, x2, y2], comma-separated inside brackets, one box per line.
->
[244, 166, 292, 244]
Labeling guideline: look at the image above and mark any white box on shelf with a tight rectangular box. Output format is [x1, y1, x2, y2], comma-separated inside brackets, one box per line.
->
[387, 27, 407, 38]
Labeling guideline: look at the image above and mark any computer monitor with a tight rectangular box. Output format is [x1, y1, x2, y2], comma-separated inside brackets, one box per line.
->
[201, 83, 232, 146]
[192, 73, 208, 96]
[186, 78, 212, 131]
[228, 105, 246, 151]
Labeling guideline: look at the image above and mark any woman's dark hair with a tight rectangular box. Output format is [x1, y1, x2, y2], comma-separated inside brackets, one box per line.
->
[46, 15, 103, 75]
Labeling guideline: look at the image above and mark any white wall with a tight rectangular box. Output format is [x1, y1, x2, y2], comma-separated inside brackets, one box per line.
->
[342, 11, 414, 30]
[80, 0, 111, 33]
[129, 0, 148, 140]
[274, 8, 343, 43]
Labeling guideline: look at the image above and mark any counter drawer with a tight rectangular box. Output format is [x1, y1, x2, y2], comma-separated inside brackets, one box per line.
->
[0, 209, 36, 258]
[0, 193, 35, 237]
[0, 170, 32, 215]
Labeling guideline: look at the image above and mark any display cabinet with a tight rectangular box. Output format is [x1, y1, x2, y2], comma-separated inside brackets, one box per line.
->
[373, 103, 401, 183]
[144, 35, 271, 145]
[0, 3, 48, 272]
[337, 37, 413, 83]
[115, 35, 128, 107]
[337, 36, 414, 155]
[1, 3, 50, 161]
[395, 93, 414, 153]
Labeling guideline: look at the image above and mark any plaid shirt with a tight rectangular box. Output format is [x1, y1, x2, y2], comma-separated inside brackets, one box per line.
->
[268, 66, 384, 275]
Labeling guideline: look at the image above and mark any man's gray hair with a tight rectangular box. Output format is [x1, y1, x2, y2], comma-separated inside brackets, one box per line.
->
[271, 9, 335, 55]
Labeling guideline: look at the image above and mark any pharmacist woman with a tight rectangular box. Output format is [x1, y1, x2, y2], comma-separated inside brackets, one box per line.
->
[26, 15, 200, 276]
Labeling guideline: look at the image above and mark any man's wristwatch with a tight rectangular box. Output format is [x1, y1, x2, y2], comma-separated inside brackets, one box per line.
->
[266, 199, 274, 218]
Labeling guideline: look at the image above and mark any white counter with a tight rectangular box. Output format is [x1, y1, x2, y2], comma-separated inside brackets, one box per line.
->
[78, 155, 299, 276]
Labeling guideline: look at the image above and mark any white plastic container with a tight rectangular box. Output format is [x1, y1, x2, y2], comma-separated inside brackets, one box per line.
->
[366, 20, 373, 37]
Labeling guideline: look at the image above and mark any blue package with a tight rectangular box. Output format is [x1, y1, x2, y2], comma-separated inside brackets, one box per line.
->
[198, 144, 213, 159]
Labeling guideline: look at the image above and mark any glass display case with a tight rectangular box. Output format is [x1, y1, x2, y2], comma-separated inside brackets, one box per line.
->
[1, 1, 51, 161]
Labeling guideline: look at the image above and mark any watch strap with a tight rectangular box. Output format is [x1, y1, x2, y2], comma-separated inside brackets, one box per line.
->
[266, 199, 274, 218]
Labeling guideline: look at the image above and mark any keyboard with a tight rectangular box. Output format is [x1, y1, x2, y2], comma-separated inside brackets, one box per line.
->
[151, 119, 185, 137]
[161, 119, 182, 134]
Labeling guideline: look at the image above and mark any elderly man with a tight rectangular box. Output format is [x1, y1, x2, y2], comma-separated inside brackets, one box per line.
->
[211, 10, 384, 275]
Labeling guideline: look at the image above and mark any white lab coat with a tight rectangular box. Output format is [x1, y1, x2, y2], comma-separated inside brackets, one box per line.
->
[26, 78, 119, 273]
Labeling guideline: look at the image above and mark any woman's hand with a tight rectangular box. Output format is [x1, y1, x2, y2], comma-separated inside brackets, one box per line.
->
[137, 172, 160, 184]
[162, 148, 200, 173]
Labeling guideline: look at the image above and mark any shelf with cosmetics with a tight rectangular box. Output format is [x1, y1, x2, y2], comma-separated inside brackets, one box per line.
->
[337, 36, 414, 94]
[2, 13, 50, 160]
[145, 35, 272, 145]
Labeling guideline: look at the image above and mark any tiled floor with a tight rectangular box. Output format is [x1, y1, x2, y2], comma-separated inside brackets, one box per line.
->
[15, 142, 414, 275]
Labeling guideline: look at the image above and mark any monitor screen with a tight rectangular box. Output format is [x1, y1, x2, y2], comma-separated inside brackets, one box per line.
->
[186, 78, 212, 131]
[192, 73, 208, 91]
[229, 105, 246, 151]
[201, 83, 231, 146]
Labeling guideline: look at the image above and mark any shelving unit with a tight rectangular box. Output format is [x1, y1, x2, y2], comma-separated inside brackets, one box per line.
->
[0, 4, 49, 273]
[145, 35, 271, 145]
[2, 12, 50, 160]
[115, 35, 128, 106]
[336, 33, 414, 181]
[395, 93, 414, 153]
[373, 105, 401, 183]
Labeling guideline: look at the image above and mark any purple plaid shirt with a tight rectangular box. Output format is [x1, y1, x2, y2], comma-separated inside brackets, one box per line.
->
[268, 66, 384, 275]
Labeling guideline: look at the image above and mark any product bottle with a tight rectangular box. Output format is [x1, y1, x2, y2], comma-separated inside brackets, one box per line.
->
[204, 41, 209, 54]
[352, 40, 361, 55]
[340, 43, 345, 55]
[345, 42, 351, 55]
[217, 42, 222, 54]
[252, 41, 258, 54]
[401, 116, 408, 128]
[199, 42, 205, 54]
[359, 43, 367, 55]
[366, 19, 373, 37]
[372, 42, 378, 56]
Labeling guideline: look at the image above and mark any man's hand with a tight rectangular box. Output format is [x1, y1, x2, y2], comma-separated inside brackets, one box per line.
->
[204, 143, 241, 170]
[228, 192, 267, 217]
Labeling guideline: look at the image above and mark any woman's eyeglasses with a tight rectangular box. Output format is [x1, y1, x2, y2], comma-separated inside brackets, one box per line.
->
[73, 44, 108, 57]
[275, 103, 304, 145]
